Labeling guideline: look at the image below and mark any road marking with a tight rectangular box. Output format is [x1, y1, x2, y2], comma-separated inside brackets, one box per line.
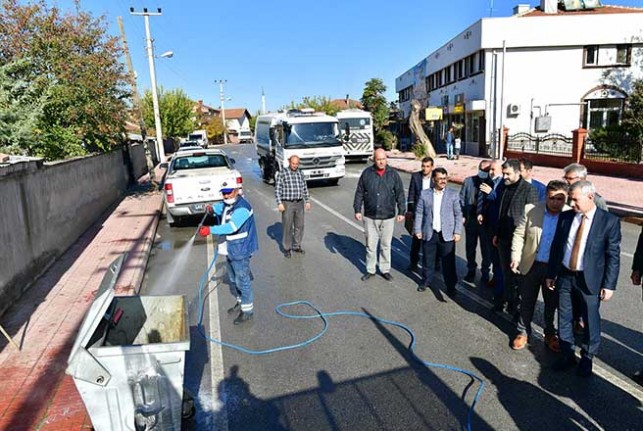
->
[206, 236, 230, 431]
[313, 194, 643, 403]
[310, 196, 365, 232]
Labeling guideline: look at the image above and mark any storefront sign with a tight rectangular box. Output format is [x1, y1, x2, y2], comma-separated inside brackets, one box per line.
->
[425, 107, 443, 120]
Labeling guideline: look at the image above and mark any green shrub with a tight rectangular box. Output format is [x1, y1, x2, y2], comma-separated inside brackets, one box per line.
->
[411, 143, 427, 159]
[375, 129, 397, 151]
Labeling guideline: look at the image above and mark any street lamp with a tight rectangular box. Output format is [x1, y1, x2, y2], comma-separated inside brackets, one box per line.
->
[160, 51, 173, 58]
[130, 7, 166, 163]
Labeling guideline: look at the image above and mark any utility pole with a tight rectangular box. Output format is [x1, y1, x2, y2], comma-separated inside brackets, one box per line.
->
[217, 80, 228, 145]
[129, 7, 166, 163]
[117, 16, 155, 183]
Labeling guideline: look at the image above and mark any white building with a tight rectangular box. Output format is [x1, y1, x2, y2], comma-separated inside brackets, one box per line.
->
[395, 1, 643, 156]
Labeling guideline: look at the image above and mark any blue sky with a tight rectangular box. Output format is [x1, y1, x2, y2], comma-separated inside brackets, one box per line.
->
[53, 0, 643, 113]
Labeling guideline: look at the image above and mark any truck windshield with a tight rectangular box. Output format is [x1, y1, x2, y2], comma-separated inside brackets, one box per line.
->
[339, 118, 371, 130]
[188, 134, 203, 140]
[172, 154, 229, 171]
[285, 122, 340, 148]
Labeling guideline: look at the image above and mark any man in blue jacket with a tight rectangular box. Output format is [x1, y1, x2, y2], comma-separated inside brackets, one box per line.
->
[199, 183, 259, 325]
[414, 167, 463, 296]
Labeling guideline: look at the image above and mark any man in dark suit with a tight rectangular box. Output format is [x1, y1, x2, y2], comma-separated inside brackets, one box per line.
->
[413, 167, 463, 296]
[406, 157, 434, 271]
[493, 159, 539, 314]
[631, 226, 643, 385]
[546, 181, 621, 377]
[477, 159, 504, 288]
[460, 160, 491, 283]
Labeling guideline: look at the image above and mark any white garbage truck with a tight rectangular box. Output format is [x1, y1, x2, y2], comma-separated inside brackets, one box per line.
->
[255, 109, 345, 185]
[336, 109, 374, 162]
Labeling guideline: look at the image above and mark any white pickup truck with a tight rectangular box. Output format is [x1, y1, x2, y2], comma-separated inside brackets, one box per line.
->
[163, 148, 242, 227]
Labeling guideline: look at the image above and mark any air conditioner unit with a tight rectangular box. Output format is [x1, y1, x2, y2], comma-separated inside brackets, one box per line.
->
[508, 103, 521, 116]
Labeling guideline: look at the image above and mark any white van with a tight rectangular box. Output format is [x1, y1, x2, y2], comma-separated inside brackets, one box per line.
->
[255, 109, 345, 185]
[187, 129, 208, 148]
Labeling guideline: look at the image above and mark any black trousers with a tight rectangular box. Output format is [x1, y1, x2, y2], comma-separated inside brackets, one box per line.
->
[421, 230, 457, 291]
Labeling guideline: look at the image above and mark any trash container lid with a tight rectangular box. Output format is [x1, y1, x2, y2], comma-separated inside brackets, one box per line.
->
[69, 254, 126, 361]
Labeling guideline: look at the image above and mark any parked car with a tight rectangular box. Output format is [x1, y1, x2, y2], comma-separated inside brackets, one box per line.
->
[163, 148, 242, 227]
[239, 130, 254, 144]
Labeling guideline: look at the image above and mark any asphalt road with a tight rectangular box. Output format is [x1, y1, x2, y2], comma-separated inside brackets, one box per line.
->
[141, 144, 643, 430]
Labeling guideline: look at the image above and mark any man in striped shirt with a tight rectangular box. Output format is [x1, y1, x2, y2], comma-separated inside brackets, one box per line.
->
[276, 155, 311, 258]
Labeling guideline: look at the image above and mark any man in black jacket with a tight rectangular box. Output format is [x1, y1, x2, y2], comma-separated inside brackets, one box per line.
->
[493, 159, 539, 313]
[354, 149, 406, 282]
[406, 156, 434, 271]
[460, 159, 490, 282]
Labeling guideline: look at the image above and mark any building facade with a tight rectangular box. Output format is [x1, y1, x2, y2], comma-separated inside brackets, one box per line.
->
[395, 2, 643, 156]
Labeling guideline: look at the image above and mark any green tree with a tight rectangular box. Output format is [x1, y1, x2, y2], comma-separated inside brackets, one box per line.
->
[0, 0, 130, 160]
[0, 59, 47, 155]
[623, 79, 643, 138]
[361, 78, 391, 148]
[141, 87, 195, 139]
[282, 96, 340, 116]
[249, 109, 261, 132]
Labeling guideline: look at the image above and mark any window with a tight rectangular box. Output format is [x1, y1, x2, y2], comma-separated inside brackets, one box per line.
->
[478, 50, 485, 72]
[444, 66, 451, 84]
[585, 98, 624, 129]
[616, 44, 631, 65]
[399, 86, 412, 102]
[584, 45, 598, 65]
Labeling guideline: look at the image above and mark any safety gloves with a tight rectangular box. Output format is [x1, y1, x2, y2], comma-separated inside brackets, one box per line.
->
[198, 226, 211, 237]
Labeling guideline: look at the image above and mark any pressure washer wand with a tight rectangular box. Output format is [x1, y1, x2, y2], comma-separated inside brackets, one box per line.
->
[194, 211, 210, 238]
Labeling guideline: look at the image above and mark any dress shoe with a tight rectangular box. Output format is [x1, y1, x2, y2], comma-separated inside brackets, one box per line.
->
[293, 247, 305, 255]
[552, 354, 577, 372]
[511, 334, 528, 350]
[446, 287, 457, 297]
[464, 270, 476, 283]
[544, 334, 561, 353]
[407, 263, 418, 272]
[381, 273, 393, 282]
[227, 302, 241, 315]
[361, 273, 375, 281]
[632, 370, 643, 386]
[417, 284, 429, 292]
[577, 356, 593, 377]
[233, 311, 254, 325]
[284, 250, 291, 258]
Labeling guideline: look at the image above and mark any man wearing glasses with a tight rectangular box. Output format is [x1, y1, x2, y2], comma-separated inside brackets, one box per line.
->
[562, 163, 608, 210]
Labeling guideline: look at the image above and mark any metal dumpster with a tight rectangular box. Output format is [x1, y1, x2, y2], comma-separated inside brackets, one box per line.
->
[66, 254, 190, 430]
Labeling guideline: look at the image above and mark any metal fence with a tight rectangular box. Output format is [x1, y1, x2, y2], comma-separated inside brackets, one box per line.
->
[505, 133, 573, 156]
[584, 132, 643, 164]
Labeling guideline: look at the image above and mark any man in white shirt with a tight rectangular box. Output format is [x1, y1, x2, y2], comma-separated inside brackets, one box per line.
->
[546, 181, 621, 377]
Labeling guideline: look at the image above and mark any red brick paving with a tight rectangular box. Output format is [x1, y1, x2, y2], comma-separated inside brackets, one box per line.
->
[0, 170, 164, 430]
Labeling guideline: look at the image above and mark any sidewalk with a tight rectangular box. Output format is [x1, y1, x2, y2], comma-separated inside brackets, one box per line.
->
[386, 151, 643, 220]
[0, 171, 164, 430]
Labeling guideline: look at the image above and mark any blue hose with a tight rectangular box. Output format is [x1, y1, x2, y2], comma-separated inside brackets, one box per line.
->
[196, 246, 485, 431]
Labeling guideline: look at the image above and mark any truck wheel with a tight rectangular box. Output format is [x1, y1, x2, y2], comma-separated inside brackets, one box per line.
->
[261, 160, 272, 183]
[329, 178, 339, 186]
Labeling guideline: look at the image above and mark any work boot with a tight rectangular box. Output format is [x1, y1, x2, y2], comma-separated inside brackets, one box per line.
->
[233, 311, 254, 325]
[227, 302, 241, 315]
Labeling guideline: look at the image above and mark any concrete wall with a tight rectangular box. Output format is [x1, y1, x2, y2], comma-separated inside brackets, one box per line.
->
[0, 150, 137, 316]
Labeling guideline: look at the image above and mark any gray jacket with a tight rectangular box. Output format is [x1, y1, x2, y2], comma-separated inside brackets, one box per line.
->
[413, 187, 463, 242]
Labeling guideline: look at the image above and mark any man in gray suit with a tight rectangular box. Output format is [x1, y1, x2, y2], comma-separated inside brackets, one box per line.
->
[414, 167, 463, 296]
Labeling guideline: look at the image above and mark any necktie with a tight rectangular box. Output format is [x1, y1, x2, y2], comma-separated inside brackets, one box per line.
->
[569, 215, 586, 271]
